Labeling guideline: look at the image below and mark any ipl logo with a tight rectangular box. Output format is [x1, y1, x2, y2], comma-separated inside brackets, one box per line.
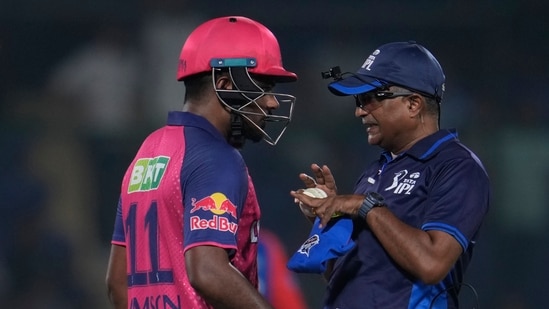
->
[384, 169, 419, 195]
[362, 49, 380, 71]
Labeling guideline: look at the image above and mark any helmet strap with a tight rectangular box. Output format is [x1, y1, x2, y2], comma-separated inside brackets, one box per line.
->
[228, 112, 245, 148]
[216, 67, 261, 148]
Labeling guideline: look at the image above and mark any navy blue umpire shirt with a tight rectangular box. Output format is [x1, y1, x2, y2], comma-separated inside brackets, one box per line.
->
[324, 129, 490, 309]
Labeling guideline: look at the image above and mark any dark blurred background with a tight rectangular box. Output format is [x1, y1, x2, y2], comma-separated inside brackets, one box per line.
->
[1, 0, 548, 308]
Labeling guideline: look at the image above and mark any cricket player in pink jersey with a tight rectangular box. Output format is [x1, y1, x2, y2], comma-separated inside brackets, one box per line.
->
[106, 16, 297, 309]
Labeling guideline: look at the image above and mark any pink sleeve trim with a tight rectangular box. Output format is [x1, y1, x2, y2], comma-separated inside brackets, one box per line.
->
[184, 241, 236, 253]
[111, 240, 126, 246]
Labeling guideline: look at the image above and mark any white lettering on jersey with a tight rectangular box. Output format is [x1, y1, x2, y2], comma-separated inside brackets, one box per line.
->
[385, 170, 419, 195]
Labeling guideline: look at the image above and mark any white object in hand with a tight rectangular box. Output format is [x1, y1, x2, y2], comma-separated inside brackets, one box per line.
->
[297, 187, 327, 217]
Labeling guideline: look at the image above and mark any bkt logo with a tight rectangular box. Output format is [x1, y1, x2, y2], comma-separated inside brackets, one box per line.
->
[189, 193, 239, 234]
[128, 156, 170, 193]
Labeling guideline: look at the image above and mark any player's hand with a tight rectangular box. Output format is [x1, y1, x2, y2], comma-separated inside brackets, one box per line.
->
[298, 163, 338, 196]
[289, 193, 363, 228]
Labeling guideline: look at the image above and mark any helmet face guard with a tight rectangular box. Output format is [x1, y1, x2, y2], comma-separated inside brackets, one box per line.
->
[212, 62, 296, 146]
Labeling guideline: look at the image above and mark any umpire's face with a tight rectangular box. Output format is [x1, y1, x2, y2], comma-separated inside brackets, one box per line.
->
[355, 86, 421, 154]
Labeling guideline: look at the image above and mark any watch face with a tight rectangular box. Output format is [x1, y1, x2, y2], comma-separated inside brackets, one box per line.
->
[369, 192, 385, 204]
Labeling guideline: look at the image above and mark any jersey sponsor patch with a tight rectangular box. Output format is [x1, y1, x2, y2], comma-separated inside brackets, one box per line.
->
[128, 156, 170, 193]
[189, 193, 238, 234]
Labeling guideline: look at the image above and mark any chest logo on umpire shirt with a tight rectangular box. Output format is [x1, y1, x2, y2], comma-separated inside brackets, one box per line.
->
[384, 170, 420, 195]
[128, 156, 170, 193]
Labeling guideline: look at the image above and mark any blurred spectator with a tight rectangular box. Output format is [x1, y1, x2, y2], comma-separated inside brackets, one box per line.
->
[0, 100, 94, 308]
[46, 23, 141, 137]
[45, 23, 144, 242]
[258, 229, 309, 309]
[139, 0, 204, 126]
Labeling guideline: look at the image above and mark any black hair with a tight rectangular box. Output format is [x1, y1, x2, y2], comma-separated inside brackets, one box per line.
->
[392, 85, 439, 119]
[423, 96, 440, 118]
[182, 72, 214, 102]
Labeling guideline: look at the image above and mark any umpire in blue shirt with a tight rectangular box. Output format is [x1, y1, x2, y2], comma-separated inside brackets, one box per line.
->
[291, 41, 490, 309]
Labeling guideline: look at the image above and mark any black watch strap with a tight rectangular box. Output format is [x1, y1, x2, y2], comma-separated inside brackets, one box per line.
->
[358, 192, 386, 219]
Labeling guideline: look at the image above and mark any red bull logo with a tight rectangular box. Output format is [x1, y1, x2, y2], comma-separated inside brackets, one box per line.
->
[190, 192, 238, 218]
[189, 193, 238, 234]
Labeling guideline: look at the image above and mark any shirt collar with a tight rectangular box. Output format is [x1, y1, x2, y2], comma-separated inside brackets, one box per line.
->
[166, 111, 226, 143]
[381, 129, 459, 161]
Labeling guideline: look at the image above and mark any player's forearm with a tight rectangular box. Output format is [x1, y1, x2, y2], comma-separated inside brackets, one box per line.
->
[107, 286, 127, 309]
[191, 265, 273, 309]
[106, 245, 128, 309]
[186, 246, 273, 309]
[106, 273, 127, 309]
[202, 285, 273, 309]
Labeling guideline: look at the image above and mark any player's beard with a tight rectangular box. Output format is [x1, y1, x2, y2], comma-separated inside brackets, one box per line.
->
[242, 116, 265, 143]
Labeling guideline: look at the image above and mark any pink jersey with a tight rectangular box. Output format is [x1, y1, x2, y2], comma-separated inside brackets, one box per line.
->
[111, 112, 260, 308]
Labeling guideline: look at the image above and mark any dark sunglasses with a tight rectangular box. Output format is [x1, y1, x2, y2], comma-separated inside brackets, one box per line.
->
[354, 90, 415, 111]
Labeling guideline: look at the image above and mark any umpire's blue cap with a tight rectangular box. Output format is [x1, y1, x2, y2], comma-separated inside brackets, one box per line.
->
[328, 41, 446, 102]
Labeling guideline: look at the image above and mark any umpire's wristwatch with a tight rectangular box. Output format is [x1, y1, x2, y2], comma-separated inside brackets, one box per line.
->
[358, 192, 386, 219]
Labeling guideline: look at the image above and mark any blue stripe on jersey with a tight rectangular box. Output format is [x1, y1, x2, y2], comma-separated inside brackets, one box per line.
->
[422, 222, 468, 250]
[419, 132, 458, 160]
[409, 281, 448, 309]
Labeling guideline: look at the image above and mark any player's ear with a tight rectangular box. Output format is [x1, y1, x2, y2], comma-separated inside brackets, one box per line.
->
[215, 74, 233, 90]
